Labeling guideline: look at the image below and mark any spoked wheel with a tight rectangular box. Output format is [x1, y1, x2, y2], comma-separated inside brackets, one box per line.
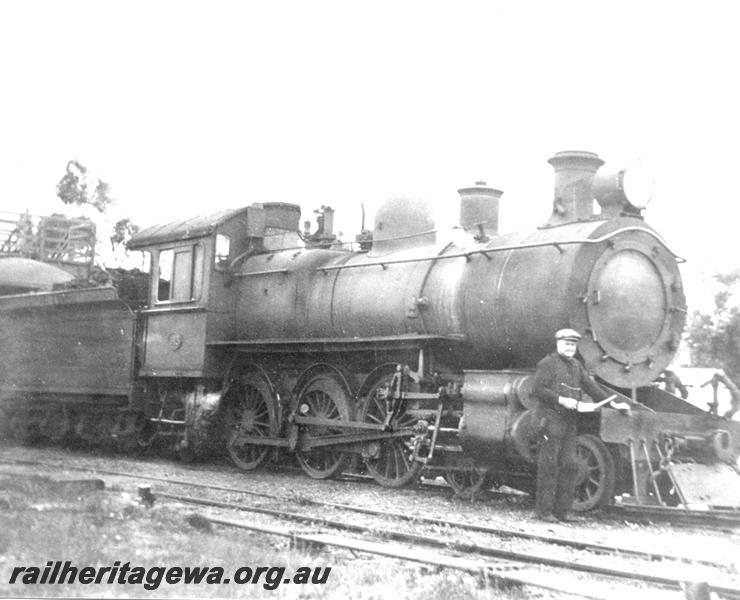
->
[224, 369, 279, 471]
[295, 373, 352, 479]
[573, 434, 616, 512]
[443, 468, 496, 496]
[360, 372, 422, 488]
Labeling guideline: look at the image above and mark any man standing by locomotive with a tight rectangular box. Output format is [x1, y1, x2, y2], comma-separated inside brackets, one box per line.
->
[532, 329, 609, 523]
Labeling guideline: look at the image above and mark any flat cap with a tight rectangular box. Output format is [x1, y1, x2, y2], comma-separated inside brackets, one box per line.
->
[555, 328, 581, 342]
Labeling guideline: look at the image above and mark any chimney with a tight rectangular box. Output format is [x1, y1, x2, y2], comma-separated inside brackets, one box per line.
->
[458, 181, 503, 238]
[547, 151, 604, 225]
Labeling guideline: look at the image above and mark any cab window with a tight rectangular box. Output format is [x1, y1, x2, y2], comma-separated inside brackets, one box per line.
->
[215, 234, 230, 270]
[156, 244, 203, 303]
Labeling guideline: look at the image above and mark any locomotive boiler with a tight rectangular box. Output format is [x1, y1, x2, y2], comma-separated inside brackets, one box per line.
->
[1, 150, 738, 513]
[233, 153, 683, 387]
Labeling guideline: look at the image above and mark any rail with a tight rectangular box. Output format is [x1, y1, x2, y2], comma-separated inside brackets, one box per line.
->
[5, 456, 737, 600]
[7, 457, 736, 558]
[154, 488, 740, 598]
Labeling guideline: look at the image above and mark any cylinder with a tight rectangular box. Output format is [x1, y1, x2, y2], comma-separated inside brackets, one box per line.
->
[457, 371, 539, 465]
[458, 371, 526, 462]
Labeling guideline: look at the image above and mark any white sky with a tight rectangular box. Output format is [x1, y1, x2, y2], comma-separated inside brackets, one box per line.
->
[1, 0, 738, 309]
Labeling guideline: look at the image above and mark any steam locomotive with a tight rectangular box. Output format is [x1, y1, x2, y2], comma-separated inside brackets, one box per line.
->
[2, 150, 738, 512]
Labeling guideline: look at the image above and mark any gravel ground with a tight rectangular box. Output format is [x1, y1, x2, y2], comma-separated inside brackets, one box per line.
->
[1, 444, 738, 599]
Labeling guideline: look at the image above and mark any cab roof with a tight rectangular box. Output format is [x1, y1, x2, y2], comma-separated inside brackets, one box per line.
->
[127, 207, 249, 250]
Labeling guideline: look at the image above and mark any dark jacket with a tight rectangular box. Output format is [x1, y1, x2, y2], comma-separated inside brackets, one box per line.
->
[532, 352, 608, 417]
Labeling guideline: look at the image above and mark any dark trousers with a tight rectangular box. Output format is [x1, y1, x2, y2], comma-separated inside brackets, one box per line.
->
[535, 408, 578, 518]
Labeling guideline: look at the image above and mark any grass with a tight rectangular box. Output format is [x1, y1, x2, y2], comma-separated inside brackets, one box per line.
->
[0, 474, 537, 599]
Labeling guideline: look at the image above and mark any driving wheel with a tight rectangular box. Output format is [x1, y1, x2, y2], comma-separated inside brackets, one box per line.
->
[224, 369, 279, 471]
[360, 372, 422, 487]
[295, 372, 352, 479]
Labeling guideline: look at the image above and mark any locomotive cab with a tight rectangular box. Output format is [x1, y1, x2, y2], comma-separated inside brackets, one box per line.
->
[128, 202, 302, 380]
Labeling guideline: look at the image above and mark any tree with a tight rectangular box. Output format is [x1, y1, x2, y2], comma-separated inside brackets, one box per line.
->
[55, 160, 139, 266]
[111, 217, 139, 249]
[56, 160, 114, 213]
[686, 270, 740, 380]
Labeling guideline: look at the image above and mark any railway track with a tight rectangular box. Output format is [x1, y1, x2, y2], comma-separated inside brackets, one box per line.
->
[158, 489, 740, 591]
[156, 490, 740, 600]
[193, 514, 665, 600]
[0, 455, 722, 562]
[608, 503, 740, 530]
[4, 453, 739, 540]
[3, 454, 739, 600]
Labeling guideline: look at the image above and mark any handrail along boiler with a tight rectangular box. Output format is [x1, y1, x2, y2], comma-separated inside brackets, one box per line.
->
[1, 150, 738, 512]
